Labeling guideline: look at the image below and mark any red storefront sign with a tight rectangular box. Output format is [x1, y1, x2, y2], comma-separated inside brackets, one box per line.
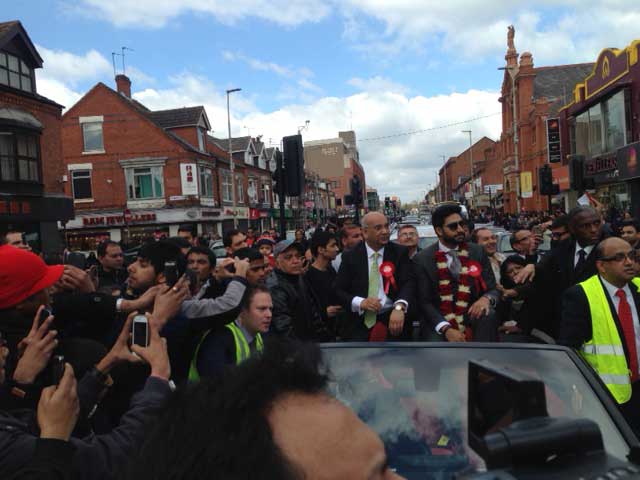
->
[249, 208, 260, 220]
[82, 213, 157, 226]
[0, 200, 33, 215]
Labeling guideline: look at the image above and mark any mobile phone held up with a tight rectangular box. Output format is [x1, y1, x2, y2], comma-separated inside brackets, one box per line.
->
[132, 315, 149, 348]
[163, 261, 178, 287]
[38, 308, 52, 327]
[50, 355, 65, 385]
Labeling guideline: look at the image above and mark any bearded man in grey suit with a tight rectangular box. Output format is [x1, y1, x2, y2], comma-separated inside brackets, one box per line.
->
[413, 204, 500, 342]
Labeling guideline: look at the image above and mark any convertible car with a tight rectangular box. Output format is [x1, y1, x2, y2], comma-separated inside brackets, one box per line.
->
[321, 343, 640, 479]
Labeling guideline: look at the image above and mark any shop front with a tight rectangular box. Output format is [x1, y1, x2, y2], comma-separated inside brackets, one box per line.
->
[559, 40, 640, 216]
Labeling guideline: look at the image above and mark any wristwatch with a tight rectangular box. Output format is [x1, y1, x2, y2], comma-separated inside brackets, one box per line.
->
[483, 295, 496, 308]
[394, 304, 405, 313]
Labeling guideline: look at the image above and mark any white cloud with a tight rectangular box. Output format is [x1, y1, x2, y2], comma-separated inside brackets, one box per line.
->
[36, 77, 84, 110]
[72, 0, 331, 28]
[348, 76, 409, 94]
[36, 45, 111, 86]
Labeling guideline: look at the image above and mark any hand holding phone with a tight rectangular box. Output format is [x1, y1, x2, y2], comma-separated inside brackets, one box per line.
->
[163, 261, 178, 287]
[50, 355, 65, 385]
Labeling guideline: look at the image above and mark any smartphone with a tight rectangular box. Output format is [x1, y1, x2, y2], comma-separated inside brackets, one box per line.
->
[184, 269, 198, 294]
[163, 261, 178, 287]
[65, 251, 87, 270]
[132, 315, 149, 348]
[50, 355, 65, 385]
[38, 308, 52, 327]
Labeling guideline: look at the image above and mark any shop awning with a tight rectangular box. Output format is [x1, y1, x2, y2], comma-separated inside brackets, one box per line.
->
[0, 107, 43, 131]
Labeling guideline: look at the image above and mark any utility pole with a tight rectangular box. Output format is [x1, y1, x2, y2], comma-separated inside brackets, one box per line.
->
[226, 88, 241, 228]
[461, 130, 473, 208]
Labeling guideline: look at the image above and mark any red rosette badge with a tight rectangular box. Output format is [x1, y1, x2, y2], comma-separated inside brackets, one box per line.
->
[467, 260, 487, 292]
[379, 261, 397, 294]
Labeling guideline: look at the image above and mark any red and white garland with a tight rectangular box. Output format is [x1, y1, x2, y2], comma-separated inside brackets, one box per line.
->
[435, 245, 472, 332]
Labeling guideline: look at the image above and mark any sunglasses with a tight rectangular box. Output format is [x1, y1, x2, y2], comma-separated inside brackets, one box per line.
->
[445, 220, 467, 231]
[600, 251, 640, 263]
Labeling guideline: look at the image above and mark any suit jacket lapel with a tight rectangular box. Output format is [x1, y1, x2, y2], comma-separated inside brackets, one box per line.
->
[424, 243, 439, 284]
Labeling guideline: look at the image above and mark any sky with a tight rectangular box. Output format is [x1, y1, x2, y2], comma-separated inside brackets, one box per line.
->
[5, 1, 640, 202]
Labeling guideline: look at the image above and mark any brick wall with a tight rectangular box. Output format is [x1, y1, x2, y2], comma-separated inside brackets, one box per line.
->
[0, 89, 65, 195]
[62, 83, 215, 211]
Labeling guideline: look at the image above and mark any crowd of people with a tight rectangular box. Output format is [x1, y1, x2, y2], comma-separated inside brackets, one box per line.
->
[1, 200, 640, 478]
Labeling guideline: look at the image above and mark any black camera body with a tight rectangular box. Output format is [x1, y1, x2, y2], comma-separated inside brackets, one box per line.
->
[463, 360, 640, 480]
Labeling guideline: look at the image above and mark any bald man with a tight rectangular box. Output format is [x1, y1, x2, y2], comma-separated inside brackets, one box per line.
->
[335, 212, 414, 341]
[559, 237, 640, 431]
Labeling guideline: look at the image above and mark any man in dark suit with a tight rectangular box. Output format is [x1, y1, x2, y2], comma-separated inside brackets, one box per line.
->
[519, 205, 605, 339]
[334, 212, 413, 341]
[414, 204, 499, 342]
[559, 237, 640, 432]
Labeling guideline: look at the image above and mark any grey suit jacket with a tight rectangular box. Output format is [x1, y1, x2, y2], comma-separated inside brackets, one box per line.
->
[413, 242, 499, 332]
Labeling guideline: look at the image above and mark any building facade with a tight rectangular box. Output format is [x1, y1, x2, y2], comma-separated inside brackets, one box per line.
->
[0, 21, 73, 255]
[366, 187, 380, 212]
[559, 40, 640, 216]
[303, 130, 366, 214]
[497, 27, 594, 213]
[61, 76, 232, 250]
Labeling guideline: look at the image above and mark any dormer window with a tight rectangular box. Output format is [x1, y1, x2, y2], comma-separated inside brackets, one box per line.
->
[0, 52, 33, 93]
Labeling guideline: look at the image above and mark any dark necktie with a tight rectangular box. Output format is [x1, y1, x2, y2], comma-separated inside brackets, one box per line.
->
[449, 250, 461, 279]
[249, 339, 257, 354]
[616, 289, 639, 382]
[575, 248, 587, 272]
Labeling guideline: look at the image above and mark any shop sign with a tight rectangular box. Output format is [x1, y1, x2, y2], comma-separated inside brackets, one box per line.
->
[82, 213, 157, 226]
[546, 118, 562, 163]
[483, 184, 503, 194]
[180, 163, 199, 196]
[584, 152, 619, 184]
[616, 142, 640, 181]
[0, 199, 32, 215]
[249, 208, 260, 220]
[520, 172, 533, 198]
[201, 210, 221, 218]
[259, 210, 269, 218]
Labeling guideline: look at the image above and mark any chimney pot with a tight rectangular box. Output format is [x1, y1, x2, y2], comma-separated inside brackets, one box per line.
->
[115, 74, 131, 98]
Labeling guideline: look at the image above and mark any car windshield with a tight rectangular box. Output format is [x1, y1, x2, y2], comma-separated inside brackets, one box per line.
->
[323, 345, 630, 479]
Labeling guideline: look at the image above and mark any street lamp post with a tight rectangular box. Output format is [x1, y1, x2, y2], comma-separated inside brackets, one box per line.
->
[499, 66, 520, 212]
[461, 130, 473, 207]
[226, 88, 241, 228]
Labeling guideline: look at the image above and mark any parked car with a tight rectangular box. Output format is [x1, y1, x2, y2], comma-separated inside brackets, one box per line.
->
[321, 343, 640, 479]
[390, 224, 438, 250]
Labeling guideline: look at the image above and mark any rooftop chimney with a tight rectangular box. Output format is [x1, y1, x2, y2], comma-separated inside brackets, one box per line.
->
[115, 74, 131, 98]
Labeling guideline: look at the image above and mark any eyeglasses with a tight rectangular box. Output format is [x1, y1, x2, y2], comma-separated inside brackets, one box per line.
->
[550, 231, 567, 239]
[445, 220, 466, 231]
[399, 231, 417, 238]
[600, 251, 640, 263]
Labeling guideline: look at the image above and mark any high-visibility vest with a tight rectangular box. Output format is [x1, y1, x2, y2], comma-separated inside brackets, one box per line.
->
[188, 323, 263, 382]
[578, 275, 640, 404]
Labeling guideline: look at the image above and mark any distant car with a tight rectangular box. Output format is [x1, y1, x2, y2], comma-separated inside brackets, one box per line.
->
[402, 215, 421, 225]
[391, 224, 438, 250]
[209, 240, 227, 259]
[322, 343, 640, 479]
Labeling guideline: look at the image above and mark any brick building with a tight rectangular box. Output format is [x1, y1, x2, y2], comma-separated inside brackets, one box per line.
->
[61, 75, 237, 249]
[438, 136, 500, 210]
[303, 130, 365, 216]
[559, 39, 640, 216]
[0, 21, 73, 254]
[210, 135, 275, 231]
[497, 27, 594, 213]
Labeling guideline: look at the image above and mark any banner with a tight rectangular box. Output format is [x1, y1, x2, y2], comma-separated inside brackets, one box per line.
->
[520, 171, 533, 198]
[180, 164, 198, 195]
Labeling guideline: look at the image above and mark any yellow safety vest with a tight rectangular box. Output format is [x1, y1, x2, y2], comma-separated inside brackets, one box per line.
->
[188, 323, 263, 382]
[578, 275, 640, 404]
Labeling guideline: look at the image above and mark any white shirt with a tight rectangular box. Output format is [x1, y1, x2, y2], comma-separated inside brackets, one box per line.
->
[574, 244, 595, 267]
[351, 243, 408, 314]
[332, 253, 342, 272]
[600, 276, 640, 370]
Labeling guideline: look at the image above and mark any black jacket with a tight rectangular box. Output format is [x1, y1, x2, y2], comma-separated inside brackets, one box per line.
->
[267, 269, 330, 341]
[558, 277, 640, 360]
[532, 238, 601, 339]
[7, 438, 76, 480]
[334, 241, 414, 332]
[413, 242, 498, 333]
[0, 377, 171, 480]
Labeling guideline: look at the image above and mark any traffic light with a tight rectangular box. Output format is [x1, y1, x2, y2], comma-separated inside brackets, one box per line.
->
[272, 150, 287, 197]
[282, 134, 304, 196]
[350, 175, 363, 206]
[569, 155, 595, 192]
[538, 165, 553, 195]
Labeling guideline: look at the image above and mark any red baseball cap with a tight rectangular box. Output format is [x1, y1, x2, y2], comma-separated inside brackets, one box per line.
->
[0, 245, 64, 309]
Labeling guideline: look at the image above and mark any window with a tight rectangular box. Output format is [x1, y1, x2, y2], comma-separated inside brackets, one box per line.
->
[222, 171, 233, 202]
[199, 166, 213, 197]
[248, 178, 258, 203]
[126, 167, 164, 199]
[71, 170, 92, 200]
[261, 183, 270, 204]
[258, 154, 266, 170]
[0, 132, 39, 182]
[82, 122, 104, 152]
[197, 129, 205, 152]
[237, 176, 244, 203]
[570, 89, 631, 158]
[0, 52, 33, 92]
